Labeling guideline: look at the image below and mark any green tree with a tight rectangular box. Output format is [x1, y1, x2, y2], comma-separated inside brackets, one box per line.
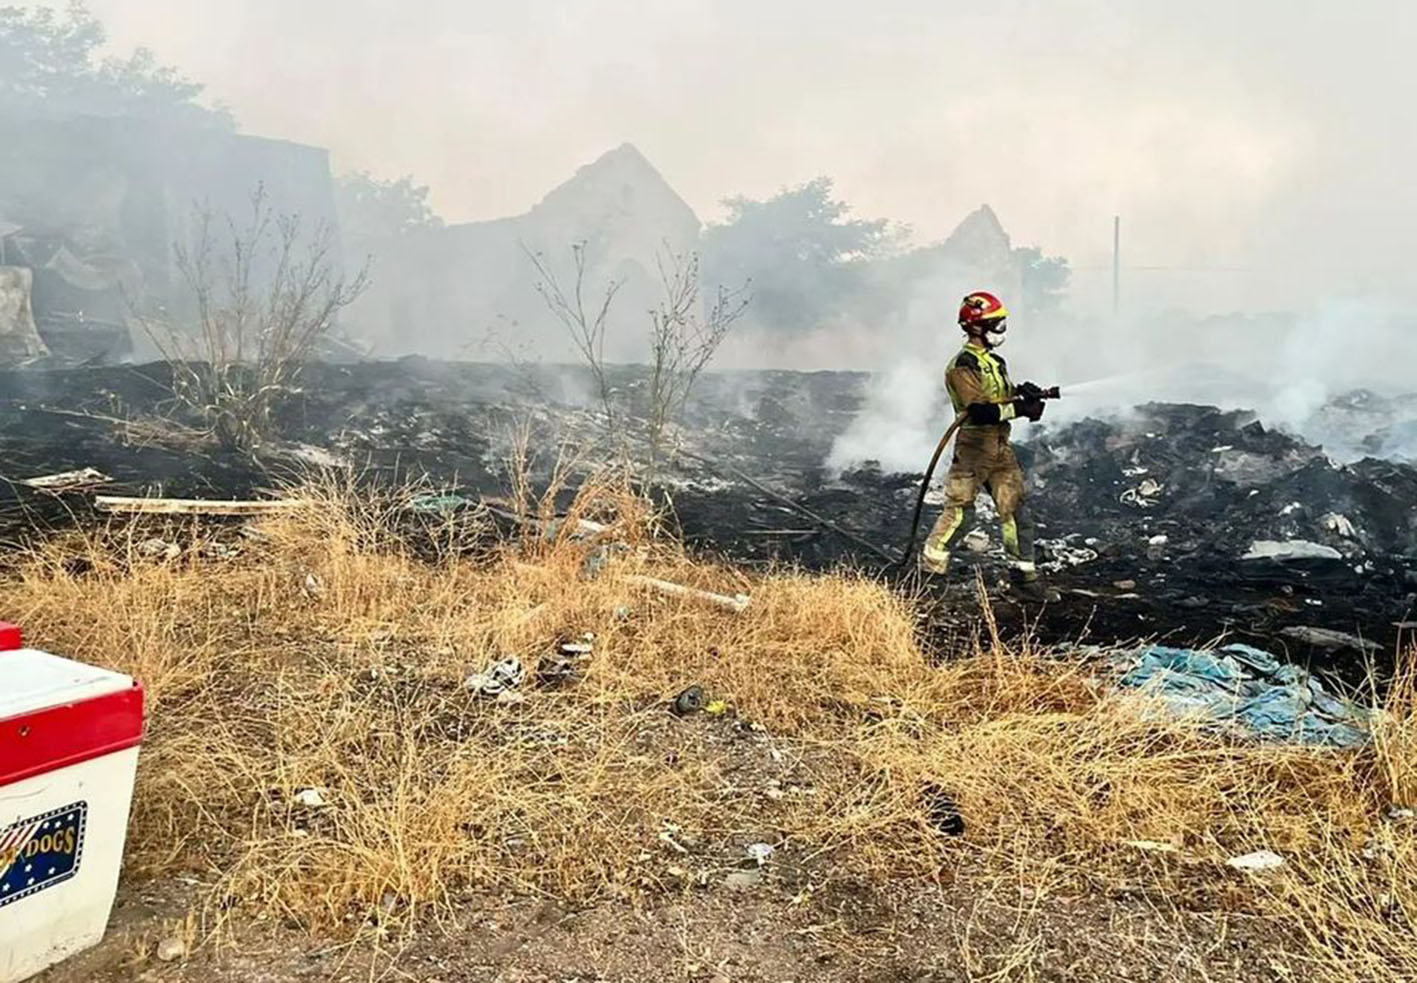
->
[703, 177, 902, 333]
[0, 1, 230, 126]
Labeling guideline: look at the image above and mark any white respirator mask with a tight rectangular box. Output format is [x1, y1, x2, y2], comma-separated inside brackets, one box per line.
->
[984, 324, 1007, 349]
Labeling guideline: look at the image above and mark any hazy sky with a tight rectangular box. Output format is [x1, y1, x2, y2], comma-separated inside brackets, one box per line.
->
[76, 0, 1417, 308]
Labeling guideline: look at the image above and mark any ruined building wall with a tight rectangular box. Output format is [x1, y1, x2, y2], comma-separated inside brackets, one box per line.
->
[0, 115, 337, 361]
[344, 144, 702, 362]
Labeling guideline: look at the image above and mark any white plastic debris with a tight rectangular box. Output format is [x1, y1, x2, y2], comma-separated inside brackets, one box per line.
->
[1120, 478, 1163, 508]
[1037, 538, 1098, 571]
[293, 788, 328, 809]
[1147, 534, 1168, 546]
[1280, 502, 1303, 517]
[1242, 540, 1342, 561]
[1226, 850, 1286, 872]
[745, 842, 775, 865]
[1322, 513, 1357, 538]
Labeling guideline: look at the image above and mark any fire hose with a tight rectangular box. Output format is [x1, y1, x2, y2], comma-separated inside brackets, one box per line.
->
[898, 385, 1061, 567]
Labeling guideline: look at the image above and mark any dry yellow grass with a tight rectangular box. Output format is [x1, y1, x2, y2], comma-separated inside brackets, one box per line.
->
[1, 476, 1413, 978]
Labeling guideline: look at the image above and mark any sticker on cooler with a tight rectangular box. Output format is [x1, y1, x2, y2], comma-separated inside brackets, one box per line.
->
[0, 803, 87, 909]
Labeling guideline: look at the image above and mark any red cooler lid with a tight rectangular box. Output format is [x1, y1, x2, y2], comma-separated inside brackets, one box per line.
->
[0, 646, 144, 788]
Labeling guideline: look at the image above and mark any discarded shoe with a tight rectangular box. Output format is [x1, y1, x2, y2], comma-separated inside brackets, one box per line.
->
[920, 782, 965, 836]
[464, 656, 525, 698]
[671, 685, 706, 716]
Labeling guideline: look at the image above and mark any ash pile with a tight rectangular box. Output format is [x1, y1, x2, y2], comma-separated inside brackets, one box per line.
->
[951, 403, 1415, 666]
[674, 394, 1416, 668]
[0, 359, 1412, 669]
[1026, 401, 1417, 562]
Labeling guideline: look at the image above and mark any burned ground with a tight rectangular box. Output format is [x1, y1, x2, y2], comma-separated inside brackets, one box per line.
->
[4, 365, 1416, 983]
[1, 358, 1413, 678]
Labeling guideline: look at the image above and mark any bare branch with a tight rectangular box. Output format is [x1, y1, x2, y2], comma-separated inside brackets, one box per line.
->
[645, 244, 749, 472]
[522, 241, 622, 426]
[142, 185, 370, 452]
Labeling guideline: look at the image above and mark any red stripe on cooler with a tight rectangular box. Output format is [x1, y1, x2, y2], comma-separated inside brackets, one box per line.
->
[0, 683, 145, 787]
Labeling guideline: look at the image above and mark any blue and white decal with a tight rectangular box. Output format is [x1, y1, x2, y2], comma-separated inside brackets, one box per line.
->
[0, 803, 86, 908]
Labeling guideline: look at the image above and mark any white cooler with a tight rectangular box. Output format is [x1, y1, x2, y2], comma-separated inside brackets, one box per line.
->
[0, 622, 144, 983]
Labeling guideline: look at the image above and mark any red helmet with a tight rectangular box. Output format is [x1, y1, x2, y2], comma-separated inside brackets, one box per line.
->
[958, 291, 1009, 327]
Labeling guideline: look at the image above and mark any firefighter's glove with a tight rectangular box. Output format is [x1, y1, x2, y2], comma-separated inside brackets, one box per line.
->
[1014, 396, 1046, 422]
[1016, 381, 1044, 400]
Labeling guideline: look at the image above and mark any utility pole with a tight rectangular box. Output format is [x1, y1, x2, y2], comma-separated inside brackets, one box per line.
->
[1112, 215, 1120, 318]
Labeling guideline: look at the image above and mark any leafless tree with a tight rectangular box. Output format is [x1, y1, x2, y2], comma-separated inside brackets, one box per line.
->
[523, 242, 622, 426]
[525, 239, 749, 478]
[144, 187, 369, 453]
[645, 248, 750, 469]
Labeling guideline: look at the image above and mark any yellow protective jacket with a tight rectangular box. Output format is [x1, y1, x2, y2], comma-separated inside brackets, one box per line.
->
[945, 343, 1017, 429]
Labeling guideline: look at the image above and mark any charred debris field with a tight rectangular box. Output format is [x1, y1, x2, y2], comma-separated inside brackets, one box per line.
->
[1, 356, 1414, 672]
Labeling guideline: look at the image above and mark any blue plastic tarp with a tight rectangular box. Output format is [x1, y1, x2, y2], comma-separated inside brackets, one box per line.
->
[1116, 642, 1371, 749]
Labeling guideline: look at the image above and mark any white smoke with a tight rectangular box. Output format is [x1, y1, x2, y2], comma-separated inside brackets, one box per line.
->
[825, 357, 947, 473]
[824, 292, 1417, 473]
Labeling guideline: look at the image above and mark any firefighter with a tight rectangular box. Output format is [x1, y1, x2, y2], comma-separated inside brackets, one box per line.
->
[921, 291, 1056, 601]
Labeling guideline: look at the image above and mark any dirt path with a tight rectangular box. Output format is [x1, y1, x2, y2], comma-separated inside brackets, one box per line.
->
[39, 867, 1303, 983]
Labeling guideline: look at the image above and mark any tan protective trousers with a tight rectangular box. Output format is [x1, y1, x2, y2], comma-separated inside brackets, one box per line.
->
[921, 425, 1036, 576]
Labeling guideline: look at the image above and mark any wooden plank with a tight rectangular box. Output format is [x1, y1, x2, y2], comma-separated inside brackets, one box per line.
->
[625, 574, 751, 614]
[94, 496, 311, 516]
[21, 468, 113, 491]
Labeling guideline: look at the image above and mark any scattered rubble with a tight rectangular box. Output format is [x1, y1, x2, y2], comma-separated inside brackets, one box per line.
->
[538, 634, 595, 687]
